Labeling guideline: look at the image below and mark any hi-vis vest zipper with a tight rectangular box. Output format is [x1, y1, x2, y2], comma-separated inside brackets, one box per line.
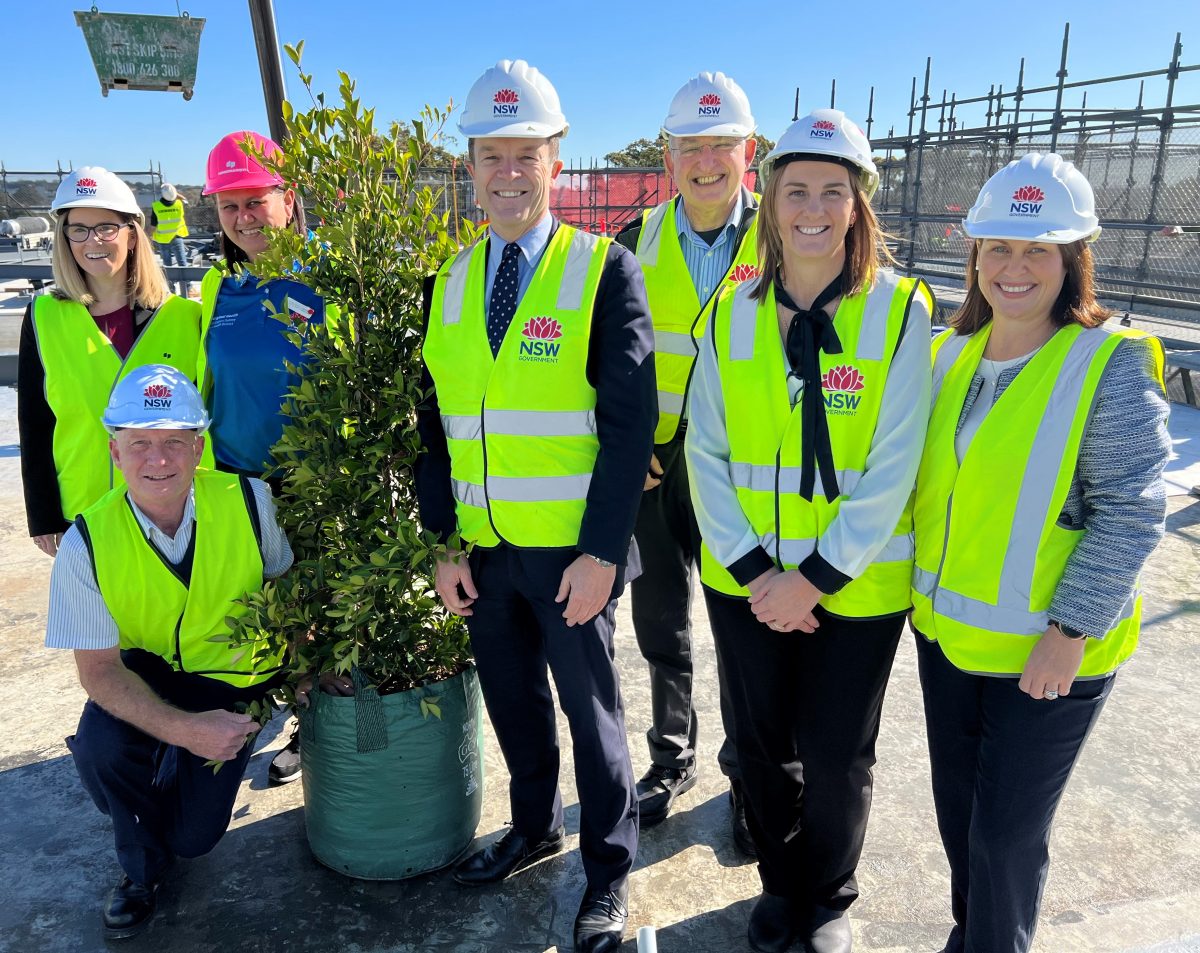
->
[700, 271, 932, 618]
[32, 294, 202, 521]
[911, 323, 1165, 677]
[636, 197, 760, 444]
[79, 470, 280, 688]
[424, 224, 610, 548]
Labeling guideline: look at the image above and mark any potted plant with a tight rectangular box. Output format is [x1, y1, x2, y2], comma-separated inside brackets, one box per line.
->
[227, 45, 484, 880]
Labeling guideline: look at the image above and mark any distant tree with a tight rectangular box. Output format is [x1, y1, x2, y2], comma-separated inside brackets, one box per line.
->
[395, 121, 463, 167]
[605, 136, 667, 168]
[750, 133, 775, 168]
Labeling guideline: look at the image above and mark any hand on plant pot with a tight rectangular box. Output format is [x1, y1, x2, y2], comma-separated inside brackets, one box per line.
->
[435, 551, 478, 616]
[556, 555, 616, 627]
[295, 672, 357, 707]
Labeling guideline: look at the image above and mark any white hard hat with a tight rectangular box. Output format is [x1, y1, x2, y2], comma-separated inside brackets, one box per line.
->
[161, 182, 178, 201]
[458, 59, 569, 139]
[52, 166, 143, 221]
[759, 109, 879, 199]
[963, 153, 1101, 244]
[661, 71, 756, 139]
[102, 365, 210, 433]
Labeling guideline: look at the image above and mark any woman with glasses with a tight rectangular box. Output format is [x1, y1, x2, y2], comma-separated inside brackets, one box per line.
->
[685, 110, 933, 953]
[197, 130, 330, 786]
[18, 166, 201, 556]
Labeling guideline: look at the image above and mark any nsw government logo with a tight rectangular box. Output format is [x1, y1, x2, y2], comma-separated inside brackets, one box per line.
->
[821, 365, 865, 415]
[810, 119, 837, 140]
[698, 92, 722, 117]
[143, 383, 173, 409]
[1010, 185, 1045, 217]
[494, 88, 520, 117]
[728, 263, 760, 284]
[519, 316, 563, 363]
[75, 177, 98, 197]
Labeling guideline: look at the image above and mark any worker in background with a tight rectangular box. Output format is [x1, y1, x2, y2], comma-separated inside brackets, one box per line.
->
[685, 110, 933, 953]
[150, 182, 189, 294]
[46, 365, 293, 940]
[416, 59, 656, 953]
[614, 71, 759, 849]
[911, 154, 1170, 953]
[18, 167, 201, 557]
[198, 129, 332, 786]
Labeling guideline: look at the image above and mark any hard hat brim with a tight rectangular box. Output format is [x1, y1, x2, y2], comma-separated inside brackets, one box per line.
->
[52, 197, 144, 221]
[459, 120, 569, 140]
[661, 121, 756, 139]
[103, 418, 209, 434]
[202, 172, 285, 197]
[962, 220, 1102, 244]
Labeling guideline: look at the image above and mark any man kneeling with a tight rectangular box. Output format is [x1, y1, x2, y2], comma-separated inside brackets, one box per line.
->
[45, 365, 293, 939]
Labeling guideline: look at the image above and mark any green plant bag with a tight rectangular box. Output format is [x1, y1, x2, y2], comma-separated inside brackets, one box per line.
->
[298, 666, 484, 880]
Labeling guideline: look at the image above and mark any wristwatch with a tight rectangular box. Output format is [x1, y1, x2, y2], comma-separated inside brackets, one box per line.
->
[1049, 620, 1088, 641]
[586, 553, 616, 569]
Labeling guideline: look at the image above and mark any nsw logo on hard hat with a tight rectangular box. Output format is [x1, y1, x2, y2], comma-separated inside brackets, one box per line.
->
[1010, 185, 1046, 217]
[494, 88, 520, 117]
[821, 365, 865, 415]
[519, 316, 563, 363]
[75, 177, 98, 196]
[143, 383, 174, 409]
[810, 119, 837, 140]
[698, 93, 722, 117]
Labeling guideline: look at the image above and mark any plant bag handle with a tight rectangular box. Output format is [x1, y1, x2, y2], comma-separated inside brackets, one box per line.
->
[298, 666, 388, 753]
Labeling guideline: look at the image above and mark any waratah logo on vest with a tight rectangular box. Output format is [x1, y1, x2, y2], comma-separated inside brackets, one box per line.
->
[1010, 184, 1046, 217]
[493, 88, 520, 117]
[811, 119, 837, 140]
[698, 93, 722, 117]
[520, 316, 564, 364]
[143, 383, 174, 409]
[728, 264, 760, 284]
[75, 177, 98, 196]
[821, 365, 865, 415]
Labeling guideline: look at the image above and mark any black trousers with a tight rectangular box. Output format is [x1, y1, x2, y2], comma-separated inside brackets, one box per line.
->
[706, 592, 902, 907]
[631, 435, 738, 776]
[466, 544, 638, 891]
[68, 650, 275, 885]
[915, 632, 1113, 953]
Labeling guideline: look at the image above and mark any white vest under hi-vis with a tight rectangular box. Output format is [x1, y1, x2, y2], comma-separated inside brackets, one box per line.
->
[911, 323, 1164, 677]
[423, 225, 610, 548]
[635, 198, 760, 444]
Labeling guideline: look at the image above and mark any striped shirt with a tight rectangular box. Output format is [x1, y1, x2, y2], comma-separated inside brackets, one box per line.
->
[45, 478, 293, 651]
[675, 190, 749, 306]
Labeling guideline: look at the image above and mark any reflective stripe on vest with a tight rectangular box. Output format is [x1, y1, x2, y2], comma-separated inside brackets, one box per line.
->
[636, 198, 760, 444]
[911, 322, 1165, 676]
[699, 270, 932, 618]
[31, 294, 202, 521]
[424, 224, 608, 548]
[80, 471, 279, 688]
[152, 199, 189, 242]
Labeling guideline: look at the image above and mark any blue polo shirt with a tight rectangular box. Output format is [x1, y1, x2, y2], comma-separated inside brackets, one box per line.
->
[205, 271, 327, 473]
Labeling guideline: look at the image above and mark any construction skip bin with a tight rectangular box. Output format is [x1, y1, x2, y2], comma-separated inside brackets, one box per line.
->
[75, 9, 205, 100]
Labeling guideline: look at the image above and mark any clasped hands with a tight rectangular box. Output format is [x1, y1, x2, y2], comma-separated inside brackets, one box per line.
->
[747, 567, 822, 633]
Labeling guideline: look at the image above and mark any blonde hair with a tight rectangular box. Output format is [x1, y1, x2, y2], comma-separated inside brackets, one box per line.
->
[51, 211, 170, 310]
[751, 158, 895, 301]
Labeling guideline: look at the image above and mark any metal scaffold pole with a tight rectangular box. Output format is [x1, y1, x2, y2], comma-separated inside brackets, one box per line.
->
[248, 0, 289, 143]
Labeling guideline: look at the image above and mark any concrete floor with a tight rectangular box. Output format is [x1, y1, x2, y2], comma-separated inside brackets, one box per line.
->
[1, 385, 1198, 953]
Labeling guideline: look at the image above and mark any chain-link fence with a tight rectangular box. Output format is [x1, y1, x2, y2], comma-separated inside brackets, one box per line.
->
[870, 29, 1200, 323]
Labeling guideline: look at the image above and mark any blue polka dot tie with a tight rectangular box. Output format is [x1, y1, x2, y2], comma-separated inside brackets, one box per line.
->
[488, 241, 522, 357]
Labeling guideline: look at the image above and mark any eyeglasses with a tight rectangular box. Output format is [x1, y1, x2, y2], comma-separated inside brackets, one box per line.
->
[64, 222, 132, 243]
[671, 138, 746, 160]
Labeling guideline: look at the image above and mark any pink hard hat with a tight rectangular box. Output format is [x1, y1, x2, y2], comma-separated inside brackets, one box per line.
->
[202, 130, 285, 196]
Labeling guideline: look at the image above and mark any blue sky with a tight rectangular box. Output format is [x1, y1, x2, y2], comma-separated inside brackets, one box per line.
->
[6, 0, 1198, 184]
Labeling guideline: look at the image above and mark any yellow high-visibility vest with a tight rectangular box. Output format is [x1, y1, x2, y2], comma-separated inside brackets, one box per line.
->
[151, 199, 189, 242]
[700, 271, 933, 618]
[635, 198, 760, 444]
[31, 294, 202, 521]
[423, 225, 610, 548]
[911, 323, 1165, 676]
[79, 470, 281, 688]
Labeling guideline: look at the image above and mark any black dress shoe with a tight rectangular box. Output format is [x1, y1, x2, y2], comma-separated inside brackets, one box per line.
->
[747, 892, 800, 953]
[452, 826, 565, 886]
[573, 883, 628, 953]
[636, 763, 697, 827]
[268, 723, 302, 785]
[807, 905, 852, 953]
[103, 875, 159, 940]
[728, 780, 757, 858]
